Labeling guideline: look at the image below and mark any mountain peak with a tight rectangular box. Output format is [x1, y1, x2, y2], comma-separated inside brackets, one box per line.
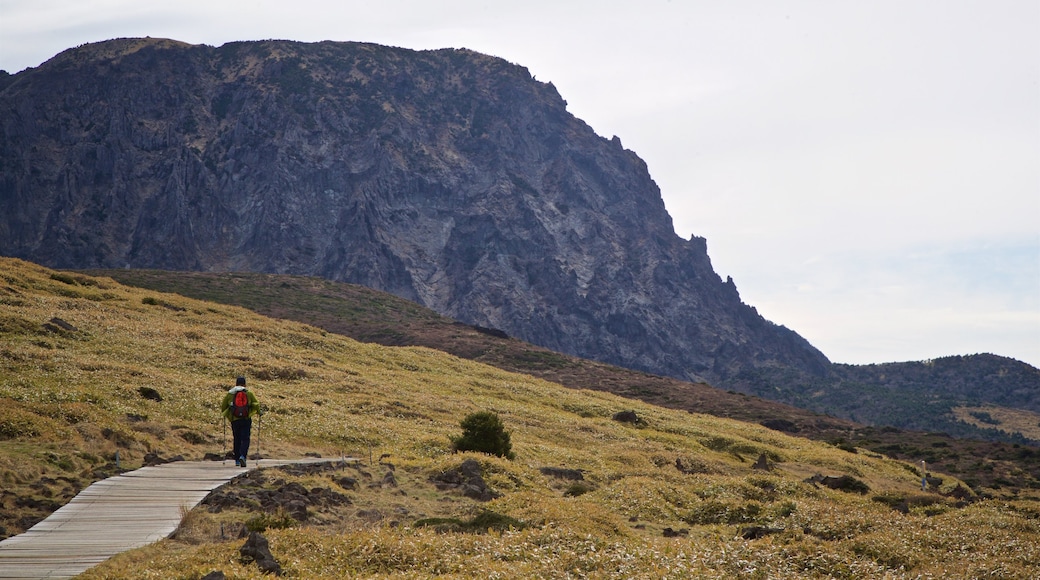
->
[1, 38, 828, 388]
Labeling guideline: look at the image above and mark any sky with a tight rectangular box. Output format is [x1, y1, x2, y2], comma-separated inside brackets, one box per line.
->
[2, 0, 1038, 368]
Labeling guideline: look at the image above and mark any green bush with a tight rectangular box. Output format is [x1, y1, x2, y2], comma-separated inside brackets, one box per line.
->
[451, 411, 515, 459]
[246, 510, 297, 532]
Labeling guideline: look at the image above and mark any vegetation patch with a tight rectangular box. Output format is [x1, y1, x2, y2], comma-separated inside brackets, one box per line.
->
[450, 411, 515, 459]
[246, 510, 298, 532]
[563, 481, 595, 497]
[414, 509, 525, 533]
[807, 473, 871, 494]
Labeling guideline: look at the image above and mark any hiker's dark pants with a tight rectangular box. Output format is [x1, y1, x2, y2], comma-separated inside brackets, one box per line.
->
[231, 418, 252, 460]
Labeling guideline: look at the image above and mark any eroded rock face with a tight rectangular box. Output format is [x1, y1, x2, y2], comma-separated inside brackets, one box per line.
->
[0, 38, 831, 387]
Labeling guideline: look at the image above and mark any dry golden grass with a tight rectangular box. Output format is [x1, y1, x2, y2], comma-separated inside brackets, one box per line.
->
[2, 257, 1039, 578]
[953, 405, 1040, 441]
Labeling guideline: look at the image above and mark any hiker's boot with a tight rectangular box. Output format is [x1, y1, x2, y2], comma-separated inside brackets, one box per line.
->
[239, 456, 246, 468]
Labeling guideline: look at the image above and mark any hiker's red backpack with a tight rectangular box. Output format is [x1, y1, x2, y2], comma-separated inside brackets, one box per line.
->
[231, 390, 250, 419]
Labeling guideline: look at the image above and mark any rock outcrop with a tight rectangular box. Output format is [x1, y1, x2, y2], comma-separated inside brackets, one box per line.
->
[0, 38, 831, 386]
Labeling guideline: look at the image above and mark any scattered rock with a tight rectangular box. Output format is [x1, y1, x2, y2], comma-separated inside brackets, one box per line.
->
[612, 410, 643, 425]
[752, 453, 771, 471]
[333, 475, 358, 490]
[137, 386, 163, 402]
[431, 459, 499, 501]
[200, 572, 225, 580]
[662, 527, 689, 538]
[42, 317, 78, 334]
[240, 531, 281, 576]
[285, 499, 309, 522]
[47, 317, 78, 332]
[740, 525, 784, 540]
[203, 475, 351, 518]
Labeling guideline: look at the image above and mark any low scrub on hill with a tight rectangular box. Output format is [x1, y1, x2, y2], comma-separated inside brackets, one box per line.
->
[1, 258, 1038, 578]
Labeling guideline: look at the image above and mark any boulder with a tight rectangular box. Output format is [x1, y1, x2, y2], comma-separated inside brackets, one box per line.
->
[431, 459, 499, 501]
[240, 531, 281, 576]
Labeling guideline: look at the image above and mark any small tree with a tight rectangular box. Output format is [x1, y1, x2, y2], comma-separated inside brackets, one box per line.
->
[451, 411, 515, 459]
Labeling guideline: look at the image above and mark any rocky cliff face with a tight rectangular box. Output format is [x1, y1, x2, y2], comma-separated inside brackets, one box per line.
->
[0, 38, 831, 385]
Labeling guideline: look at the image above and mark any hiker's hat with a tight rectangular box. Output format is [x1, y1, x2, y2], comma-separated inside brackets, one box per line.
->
[236, 376, 246, 386]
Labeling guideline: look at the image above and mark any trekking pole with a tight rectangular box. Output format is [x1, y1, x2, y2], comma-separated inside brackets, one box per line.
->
[256, 409, 262, 464]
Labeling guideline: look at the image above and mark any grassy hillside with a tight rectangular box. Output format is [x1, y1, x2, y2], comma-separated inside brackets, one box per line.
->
[86, 268, 1040, 495]
[2, 258, 1038, 578]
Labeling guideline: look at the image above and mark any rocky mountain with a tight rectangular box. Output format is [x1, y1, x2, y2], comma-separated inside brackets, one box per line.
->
[0, 37, 831, 388]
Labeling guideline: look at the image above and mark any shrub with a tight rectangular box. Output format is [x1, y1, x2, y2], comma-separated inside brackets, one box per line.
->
[563, 482, 595, 497]
[246, 510, 297, 532]
[177, 430, 207, 444]
[49, 272, 78, 285]
[450, 411, 515, 459]
[0, 408, 43, 439]
[414, 509, 525, 533]
[684, 499, 764, 525]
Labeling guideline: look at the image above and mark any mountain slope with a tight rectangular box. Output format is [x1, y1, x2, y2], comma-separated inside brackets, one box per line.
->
[83, 267, 1040, 494]
[3, 258, 1038, 579]
[0, 37, 830, 388]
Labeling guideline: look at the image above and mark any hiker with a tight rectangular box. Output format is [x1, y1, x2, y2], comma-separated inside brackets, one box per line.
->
[221, 376, 260, 467]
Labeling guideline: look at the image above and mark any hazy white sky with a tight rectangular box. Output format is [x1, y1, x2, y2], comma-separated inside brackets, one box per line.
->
[2, 0, 1038, 367]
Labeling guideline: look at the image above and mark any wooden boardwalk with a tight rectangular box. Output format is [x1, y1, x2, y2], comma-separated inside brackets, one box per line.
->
[0, 458, 339, 580]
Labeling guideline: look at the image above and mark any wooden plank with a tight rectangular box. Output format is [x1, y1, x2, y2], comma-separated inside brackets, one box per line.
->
[0, 458, 345, 580]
